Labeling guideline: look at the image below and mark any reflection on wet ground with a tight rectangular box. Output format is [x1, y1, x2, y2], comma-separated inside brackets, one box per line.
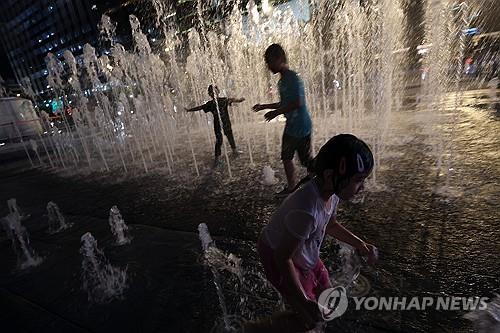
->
[0, 91, 498, 332]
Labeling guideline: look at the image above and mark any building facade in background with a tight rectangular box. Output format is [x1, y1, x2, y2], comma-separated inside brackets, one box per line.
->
[0, 0, 218, 103]
[0, 0, 299, 110]
[0, 0, 121, 96]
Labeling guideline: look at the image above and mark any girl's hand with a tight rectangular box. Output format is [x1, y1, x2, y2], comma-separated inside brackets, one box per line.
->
[358, 242, 378, 266]
[295, 298, 321, 330]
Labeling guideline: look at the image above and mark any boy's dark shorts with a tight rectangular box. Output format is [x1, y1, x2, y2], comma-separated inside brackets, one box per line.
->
[281, 133, 312, 168]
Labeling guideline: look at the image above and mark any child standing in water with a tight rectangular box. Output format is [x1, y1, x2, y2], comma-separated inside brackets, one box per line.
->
[245, 134, 378, 332]
[253, 44, 313, 196]
[186, 85, 245, 166]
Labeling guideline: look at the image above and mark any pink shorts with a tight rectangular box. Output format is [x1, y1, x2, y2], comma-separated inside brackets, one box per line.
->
[257, 235, 331, 301]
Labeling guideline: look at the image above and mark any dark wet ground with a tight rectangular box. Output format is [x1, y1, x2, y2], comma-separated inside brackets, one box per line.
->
[0, 90, 499, 332]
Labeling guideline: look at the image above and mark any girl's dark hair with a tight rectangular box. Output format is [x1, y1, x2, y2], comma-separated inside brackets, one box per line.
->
[264, 43, 287, 63]
[314, 134, 374, 178]
[293, 134, 374, 192]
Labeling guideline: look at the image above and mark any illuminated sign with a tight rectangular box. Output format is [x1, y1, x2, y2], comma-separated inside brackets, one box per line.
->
[51, 99, 63, 113]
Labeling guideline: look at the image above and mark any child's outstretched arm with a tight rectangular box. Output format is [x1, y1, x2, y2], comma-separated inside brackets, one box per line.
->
[185, 104, 204, 112]
[252, 102, 280, 112]
[263, 99, 302, 122]
[326, 216, 378, 265]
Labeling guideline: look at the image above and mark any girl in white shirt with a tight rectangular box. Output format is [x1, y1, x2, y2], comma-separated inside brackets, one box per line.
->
[246, 134, 378, 332]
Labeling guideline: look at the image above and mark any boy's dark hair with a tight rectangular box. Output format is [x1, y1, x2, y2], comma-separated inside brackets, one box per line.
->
[264, 43, 287, 63]
[207, 85, 218, 95]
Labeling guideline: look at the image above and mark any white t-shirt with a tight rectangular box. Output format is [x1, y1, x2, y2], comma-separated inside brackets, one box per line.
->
[263, 179, 339, 270]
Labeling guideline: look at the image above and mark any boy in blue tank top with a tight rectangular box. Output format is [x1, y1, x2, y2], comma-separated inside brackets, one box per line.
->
[253, 44, 313, 196]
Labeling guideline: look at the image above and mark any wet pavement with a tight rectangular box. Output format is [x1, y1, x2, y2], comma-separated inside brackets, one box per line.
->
[0, 89, 499, 332]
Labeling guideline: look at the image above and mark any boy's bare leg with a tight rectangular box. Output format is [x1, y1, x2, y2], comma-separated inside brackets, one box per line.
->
[283, 159, 296, 190]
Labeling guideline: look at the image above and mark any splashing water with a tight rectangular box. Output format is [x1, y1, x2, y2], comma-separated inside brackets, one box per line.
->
[26, 0, 489, 195]
[108, 206, 132, 245]
[80, 232, 128, 304]
[29, 139, 44, 166]
[198, 222, 288, 325]
[1, 212, 43, 270]
[198, 224, 243, 280]
[47, 201, 72, 233]
[197, 223, 376, 329]
[487, 78, 499, 108]
[261, 165, 278, 185]
[329, 241, 372, 297]
[198, 223, 243, 332]
[204, 247, 243, 283]
[7, 198, 30, 221]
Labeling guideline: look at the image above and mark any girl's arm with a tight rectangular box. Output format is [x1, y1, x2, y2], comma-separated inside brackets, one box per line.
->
[325, 216, 364, 248]
[274, 229, 320, 327]
[274, 230, 307, 303]
[326, 216, 378, 265]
